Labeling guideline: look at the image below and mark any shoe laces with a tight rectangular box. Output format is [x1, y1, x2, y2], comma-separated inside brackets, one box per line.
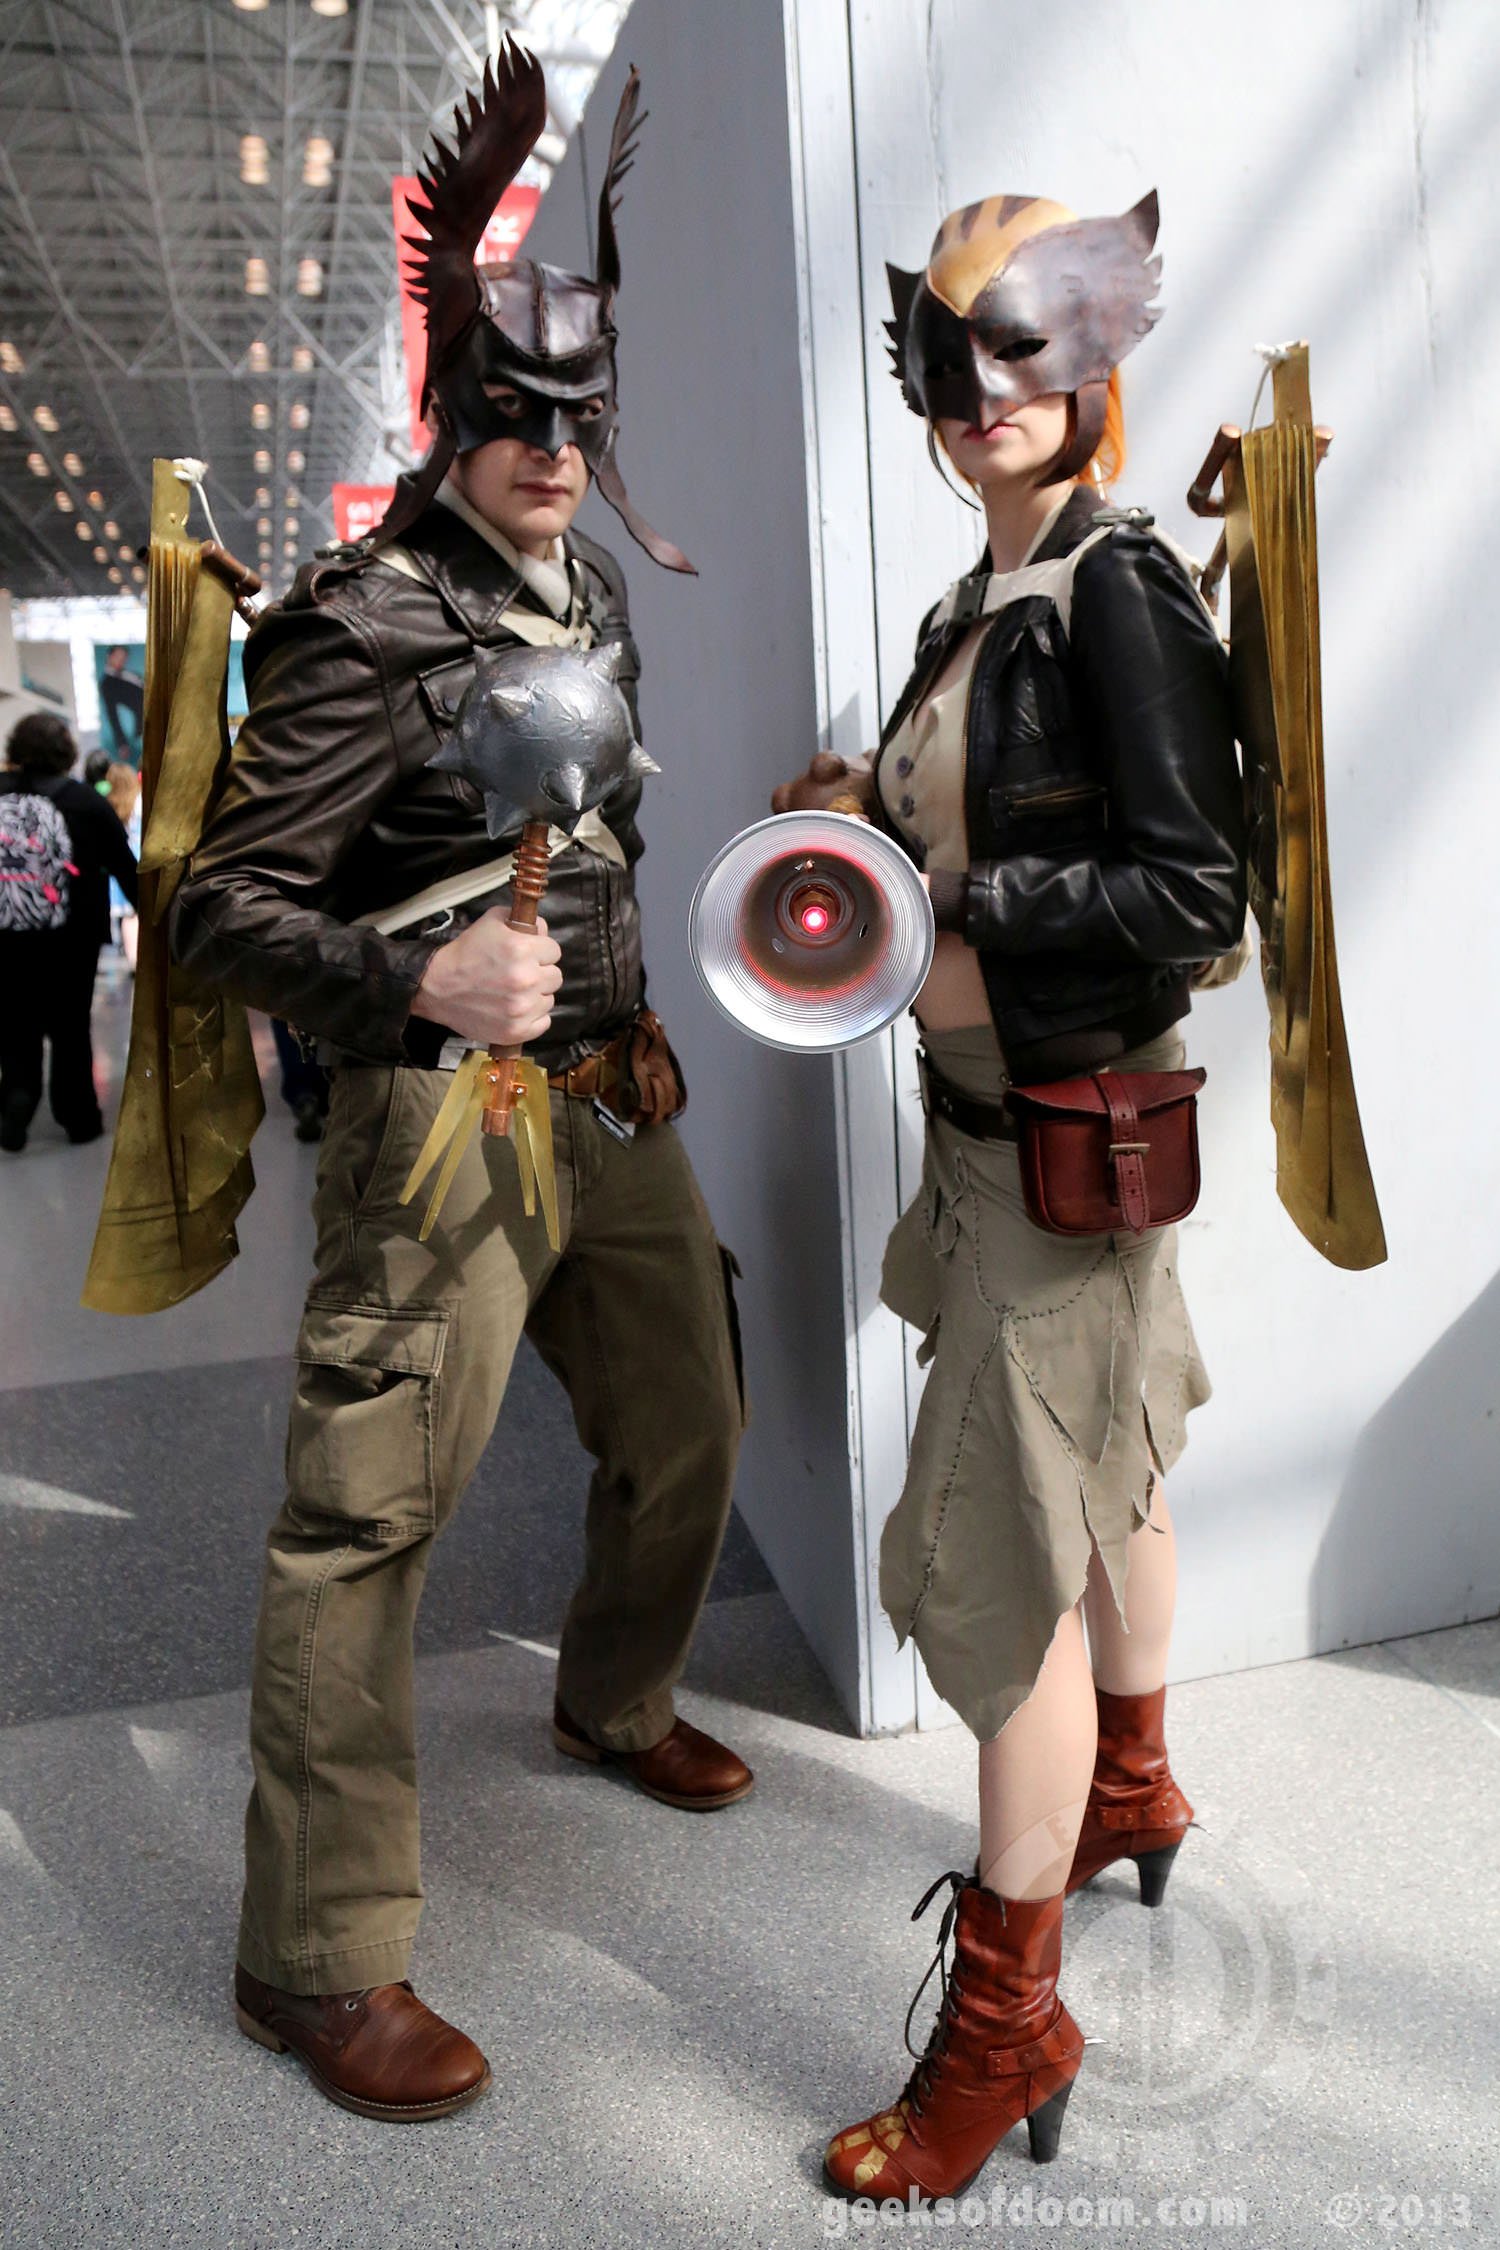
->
[900, 1868, 1000, 2114]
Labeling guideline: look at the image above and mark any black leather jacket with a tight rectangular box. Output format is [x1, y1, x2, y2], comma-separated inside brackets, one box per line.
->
[171, 503, 646, 1073]
[872, 485, 1248, 1078]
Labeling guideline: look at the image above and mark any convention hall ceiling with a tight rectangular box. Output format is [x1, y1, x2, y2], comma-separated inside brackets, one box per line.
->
[0, 0, 628, 601]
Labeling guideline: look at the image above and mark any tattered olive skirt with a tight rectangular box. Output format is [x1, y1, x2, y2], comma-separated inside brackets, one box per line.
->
[879, 1022, 1211, 1743]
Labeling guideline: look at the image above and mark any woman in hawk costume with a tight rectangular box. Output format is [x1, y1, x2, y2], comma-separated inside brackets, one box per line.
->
[776, 191, 1249, 2201]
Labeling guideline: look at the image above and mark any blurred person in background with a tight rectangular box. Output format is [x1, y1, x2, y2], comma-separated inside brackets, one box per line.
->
[0, 711, 138, 1150]
[269, 1016, 330, 1142]
[97, 643, 145, 762]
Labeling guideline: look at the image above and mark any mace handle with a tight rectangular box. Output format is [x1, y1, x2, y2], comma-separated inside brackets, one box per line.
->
[482, 817, 552, 1137]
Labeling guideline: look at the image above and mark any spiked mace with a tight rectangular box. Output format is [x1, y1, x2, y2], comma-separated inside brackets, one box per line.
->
[399, 642, 657, 1247]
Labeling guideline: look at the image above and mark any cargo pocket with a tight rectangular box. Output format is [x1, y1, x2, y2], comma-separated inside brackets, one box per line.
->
[717, 1244, 749, 1429]
[286, 1300, 449, 1540]
[880, 1144, 961, 1364]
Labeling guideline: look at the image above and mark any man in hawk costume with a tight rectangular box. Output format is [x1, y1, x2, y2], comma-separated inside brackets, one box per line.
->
[173, 44, 752, 2121]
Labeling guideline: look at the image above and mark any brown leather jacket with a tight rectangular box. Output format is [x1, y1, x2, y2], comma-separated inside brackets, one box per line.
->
[171, 503, 647, 1072]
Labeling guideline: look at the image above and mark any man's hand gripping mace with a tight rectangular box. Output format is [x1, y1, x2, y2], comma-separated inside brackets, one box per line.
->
[397, 820, 561, 1251]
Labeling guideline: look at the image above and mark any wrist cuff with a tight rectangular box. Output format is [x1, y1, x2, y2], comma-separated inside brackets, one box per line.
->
[926, 867, 969, 933]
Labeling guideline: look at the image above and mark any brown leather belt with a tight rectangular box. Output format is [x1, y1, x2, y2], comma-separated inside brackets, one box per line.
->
[917, 1051, 1018, 1142]
[548, 1033, 626, 1103]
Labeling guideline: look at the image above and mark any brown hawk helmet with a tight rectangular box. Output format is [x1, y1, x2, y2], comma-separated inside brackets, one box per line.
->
[374, 40, 691, 572]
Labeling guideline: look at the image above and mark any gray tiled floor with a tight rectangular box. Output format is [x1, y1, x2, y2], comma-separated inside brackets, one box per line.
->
[2, 1602, 1497, 2249]
[2, 969, 1497, 2248]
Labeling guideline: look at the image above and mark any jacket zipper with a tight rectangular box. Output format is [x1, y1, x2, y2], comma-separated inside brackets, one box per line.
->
[1006, 782, 1104, 815]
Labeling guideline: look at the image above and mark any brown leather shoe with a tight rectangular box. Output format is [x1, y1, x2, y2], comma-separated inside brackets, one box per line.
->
[234, 1966, 491, 2121]
[552, 1697, 754, 1810]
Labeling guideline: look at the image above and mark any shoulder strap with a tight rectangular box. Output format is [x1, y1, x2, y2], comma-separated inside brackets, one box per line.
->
[929, 523, 1116, 638]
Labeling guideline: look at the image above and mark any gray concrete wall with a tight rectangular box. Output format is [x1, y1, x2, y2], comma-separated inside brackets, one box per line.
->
[524, 0, 861, 1721]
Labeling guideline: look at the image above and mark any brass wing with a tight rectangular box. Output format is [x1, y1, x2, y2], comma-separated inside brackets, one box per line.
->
[1191, 346, 1386, 1270]
[82, 460, 265, 1312]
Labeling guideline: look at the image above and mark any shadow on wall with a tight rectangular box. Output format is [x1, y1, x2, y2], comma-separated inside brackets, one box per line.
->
[1309, 1265, 1500, 1654]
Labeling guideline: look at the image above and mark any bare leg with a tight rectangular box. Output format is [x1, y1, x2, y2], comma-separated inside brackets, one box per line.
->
[977, 1604, 1096, 1900]
[1081, 1487, 1179, 1695]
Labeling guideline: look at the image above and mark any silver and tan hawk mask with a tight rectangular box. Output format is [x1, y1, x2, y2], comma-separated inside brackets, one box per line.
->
[886, 191, 1163, 483]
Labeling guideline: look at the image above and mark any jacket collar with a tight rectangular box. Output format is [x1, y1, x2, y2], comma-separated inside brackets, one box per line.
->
[397, 501, 588, 644]
[396, 503, 523, 641]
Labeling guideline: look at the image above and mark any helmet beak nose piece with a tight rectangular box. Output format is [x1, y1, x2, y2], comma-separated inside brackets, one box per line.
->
[534, 408, 569, 459]
[970, 341, 1015, 412]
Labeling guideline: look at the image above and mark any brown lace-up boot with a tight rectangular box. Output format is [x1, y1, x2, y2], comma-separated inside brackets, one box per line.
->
[824, 1875, 1084, 2204]
[1066, 1684, 1194, 1906]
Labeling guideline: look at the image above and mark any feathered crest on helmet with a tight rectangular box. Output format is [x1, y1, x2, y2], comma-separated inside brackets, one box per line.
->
[403, 37, 549, 373]
[883, 263, 924, 413]
[595, 65, 645, 300]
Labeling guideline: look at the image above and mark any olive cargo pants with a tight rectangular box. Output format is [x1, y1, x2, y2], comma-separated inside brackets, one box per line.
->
[237, 1062, 746, 1996]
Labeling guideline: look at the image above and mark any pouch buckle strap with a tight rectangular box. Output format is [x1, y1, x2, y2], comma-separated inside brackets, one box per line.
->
[1096, 1069, 1150, 1232]
[549, 1038, 624, 1102]
[984, 2015, 1085, 2080]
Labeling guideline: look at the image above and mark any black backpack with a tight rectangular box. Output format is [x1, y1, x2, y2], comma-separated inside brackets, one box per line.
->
[0, 784, 76, 934]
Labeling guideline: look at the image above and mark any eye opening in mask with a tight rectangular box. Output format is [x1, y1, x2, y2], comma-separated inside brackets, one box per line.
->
[479, 381, 527, 416]
[573, 394, 608, 421]
[994, 337, 1048, 363]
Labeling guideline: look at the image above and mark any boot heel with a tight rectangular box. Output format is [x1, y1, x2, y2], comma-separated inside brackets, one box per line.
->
[1136, 1842, 1181, 1908]
[235, 2003, 287, 2053]
[552, 1722, 604, 1765]
[1026, 2077, 1074, 2164]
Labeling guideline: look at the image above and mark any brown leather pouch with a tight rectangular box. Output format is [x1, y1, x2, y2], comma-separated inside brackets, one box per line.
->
[616, 1007, 687, 1126]
[1002, 1067, 1206, 1236]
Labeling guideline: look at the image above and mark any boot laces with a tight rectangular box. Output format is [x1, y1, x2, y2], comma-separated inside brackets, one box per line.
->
[900, 1868, 1000, 2115]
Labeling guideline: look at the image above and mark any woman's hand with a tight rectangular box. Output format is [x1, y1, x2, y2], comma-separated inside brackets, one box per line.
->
[410, 910, 563, 1047]
[770, 751, 874, 819]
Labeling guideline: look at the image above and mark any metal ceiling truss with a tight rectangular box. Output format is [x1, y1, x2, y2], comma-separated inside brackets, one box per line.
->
[0, 0, 632, 602]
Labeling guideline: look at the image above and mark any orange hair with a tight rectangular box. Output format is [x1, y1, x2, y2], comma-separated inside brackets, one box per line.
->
[1081, 368, 1127, 492]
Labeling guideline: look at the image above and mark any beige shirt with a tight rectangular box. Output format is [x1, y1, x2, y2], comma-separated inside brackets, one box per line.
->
[877, 491, 1077, 873]
[876, 625, 985, 873]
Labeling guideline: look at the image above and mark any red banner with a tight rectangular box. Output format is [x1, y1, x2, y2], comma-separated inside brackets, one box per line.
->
[332, 483, 395, 544]
[392, 177, 542, 454]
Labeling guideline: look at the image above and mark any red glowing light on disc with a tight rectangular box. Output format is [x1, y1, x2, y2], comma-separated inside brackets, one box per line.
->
[800, 903, 830, 935]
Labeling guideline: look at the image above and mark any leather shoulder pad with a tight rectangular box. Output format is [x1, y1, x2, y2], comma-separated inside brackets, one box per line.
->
[1069, 510, 1220, 643]
[285, 541, 383, 609]
[1089, 504, 1156, 534]
[242, 567, 385, 690]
